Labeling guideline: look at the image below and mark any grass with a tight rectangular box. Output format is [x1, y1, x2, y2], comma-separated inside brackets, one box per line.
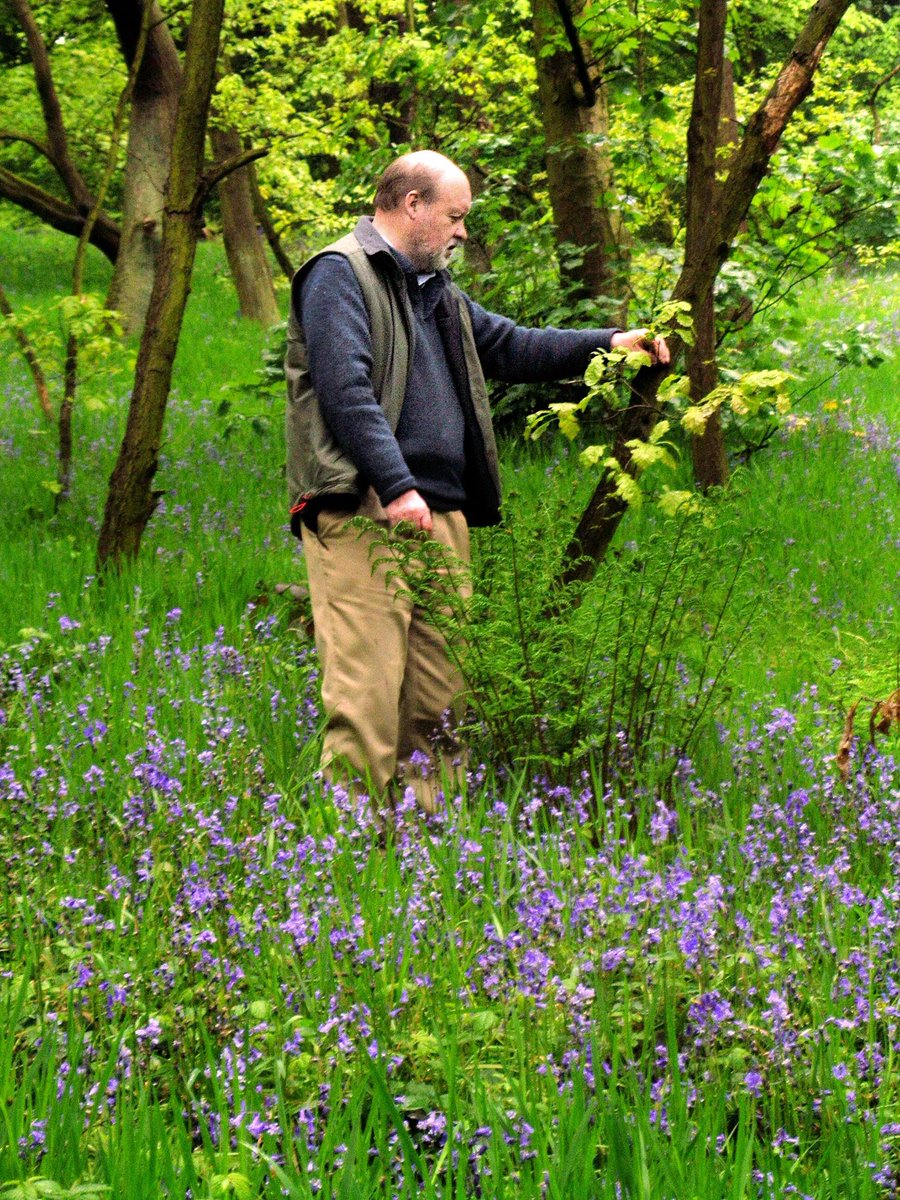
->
[1, 223, 899, 1198]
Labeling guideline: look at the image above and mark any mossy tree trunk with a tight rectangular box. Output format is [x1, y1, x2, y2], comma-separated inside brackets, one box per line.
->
[96, 0, 226, 568]
[532, 0, 630, 317]
[105, 0, 182, 335]
[554, 0, 854, 593]
[210, 125, 280, 326]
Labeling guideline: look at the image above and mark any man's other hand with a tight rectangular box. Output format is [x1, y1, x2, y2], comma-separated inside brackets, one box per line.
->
[611, 328, 671, 365]
[384, 489, 433, 532]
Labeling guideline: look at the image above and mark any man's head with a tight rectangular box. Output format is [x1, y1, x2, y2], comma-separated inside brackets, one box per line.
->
[372, 150, 471, 273]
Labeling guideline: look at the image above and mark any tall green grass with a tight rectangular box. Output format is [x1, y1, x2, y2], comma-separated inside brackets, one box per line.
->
[1, 225, 899, 1198]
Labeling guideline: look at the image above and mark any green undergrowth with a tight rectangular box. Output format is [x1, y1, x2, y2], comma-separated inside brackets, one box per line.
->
[1, 225, 899, 1197]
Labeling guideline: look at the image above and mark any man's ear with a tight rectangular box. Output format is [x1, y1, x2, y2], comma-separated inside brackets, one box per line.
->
[404, 190, 420, 219]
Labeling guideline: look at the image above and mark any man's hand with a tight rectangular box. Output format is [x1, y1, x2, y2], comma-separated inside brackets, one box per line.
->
[384, 489, 433, 532]
[611, 328, 671, 365]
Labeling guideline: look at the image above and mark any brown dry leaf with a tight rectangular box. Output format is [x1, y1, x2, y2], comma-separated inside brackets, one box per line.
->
[870, 688, 900, 740]
[837, 700, 859, 784]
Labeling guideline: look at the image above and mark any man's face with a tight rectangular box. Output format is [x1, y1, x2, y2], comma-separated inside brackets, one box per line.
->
[406, 174, 471, 272]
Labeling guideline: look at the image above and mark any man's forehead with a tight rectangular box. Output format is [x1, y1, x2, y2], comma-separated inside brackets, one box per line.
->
[435, 174, 472, 207]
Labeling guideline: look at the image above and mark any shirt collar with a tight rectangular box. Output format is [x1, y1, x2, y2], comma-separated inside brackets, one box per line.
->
[362, 217, 442, 287]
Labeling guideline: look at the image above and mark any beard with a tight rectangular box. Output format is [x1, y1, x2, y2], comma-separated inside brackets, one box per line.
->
[407, 236, 462, 273]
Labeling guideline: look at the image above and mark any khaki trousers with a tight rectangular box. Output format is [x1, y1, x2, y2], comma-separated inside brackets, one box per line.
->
[302, 489, 471, 813]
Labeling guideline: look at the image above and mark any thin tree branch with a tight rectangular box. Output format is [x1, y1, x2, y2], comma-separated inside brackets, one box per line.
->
[554, 0, 596, 106]
[0, 279, 53, 422]
[248, 162, 294, 281]
[0, 165, 120, 260]
[202, 144, 268, 194]
[8, 0, 95, 211]
[868, 60, 900, 143]
[0, 129, 53, 161]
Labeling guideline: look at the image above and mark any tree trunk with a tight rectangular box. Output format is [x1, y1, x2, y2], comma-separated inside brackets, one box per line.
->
[105, 0, 183, 333]
[686, 0, 728, 492]
[209, 125, 280, 325]
[97, 0, 226, 567]
[554, 0, 853, 593]
[532, 0, 630, 314]
[688, 291, 729, 488]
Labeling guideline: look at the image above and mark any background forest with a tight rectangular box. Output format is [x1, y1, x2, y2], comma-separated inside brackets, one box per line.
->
[1, 0, 899, 1197]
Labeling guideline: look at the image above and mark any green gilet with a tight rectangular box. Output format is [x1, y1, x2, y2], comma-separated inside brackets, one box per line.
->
[284, 226, 501, 524]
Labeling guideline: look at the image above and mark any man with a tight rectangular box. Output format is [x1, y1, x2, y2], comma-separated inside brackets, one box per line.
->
[285, 150, 668, 813]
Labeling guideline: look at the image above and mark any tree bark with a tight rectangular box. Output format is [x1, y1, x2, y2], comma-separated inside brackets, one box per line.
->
[97, 0, 226, 567]
[554, 0, 853, 593]
[532, 0, 630, 314]
[105, 0, 182, 333]
[686, 0, 729, 492]
[209, 125, 280, 325]
[688, 291, 728, 489]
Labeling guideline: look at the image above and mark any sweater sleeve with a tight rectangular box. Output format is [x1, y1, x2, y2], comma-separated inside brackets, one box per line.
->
[465, 295, 620, 383]
[299, 254, 417, 505]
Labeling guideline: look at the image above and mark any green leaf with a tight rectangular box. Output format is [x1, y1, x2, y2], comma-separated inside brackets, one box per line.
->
[549, 401, 583, 441]
[584, 354, 610, 387]
[658, 488, 701, 518]
[614, 473, 643, 508]
[624, 439, 674, 472]
[579, 443, 608, 468]
[682, 406, 711, 436]
[211, 1173, 253, 1200]
[623, 348, 652, 370]
[739, 370, 793, 391]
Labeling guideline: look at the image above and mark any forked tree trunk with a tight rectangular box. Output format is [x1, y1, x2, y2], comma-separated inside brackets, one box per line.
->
[2, 0, 120, 260]
[105, 0, 182, 333]
[686, 0, 729, 492]
[8, 0, 94, 212]
[97, 0, 226, 567]
[532, 0, 630, 315]
[209, 125, 280, 325]
[554, 0, 854, 593]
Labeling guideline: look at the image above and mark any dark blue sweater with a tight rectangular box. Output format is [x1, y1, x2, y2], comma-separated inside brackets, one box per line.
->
[299, 239, 619, 510]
